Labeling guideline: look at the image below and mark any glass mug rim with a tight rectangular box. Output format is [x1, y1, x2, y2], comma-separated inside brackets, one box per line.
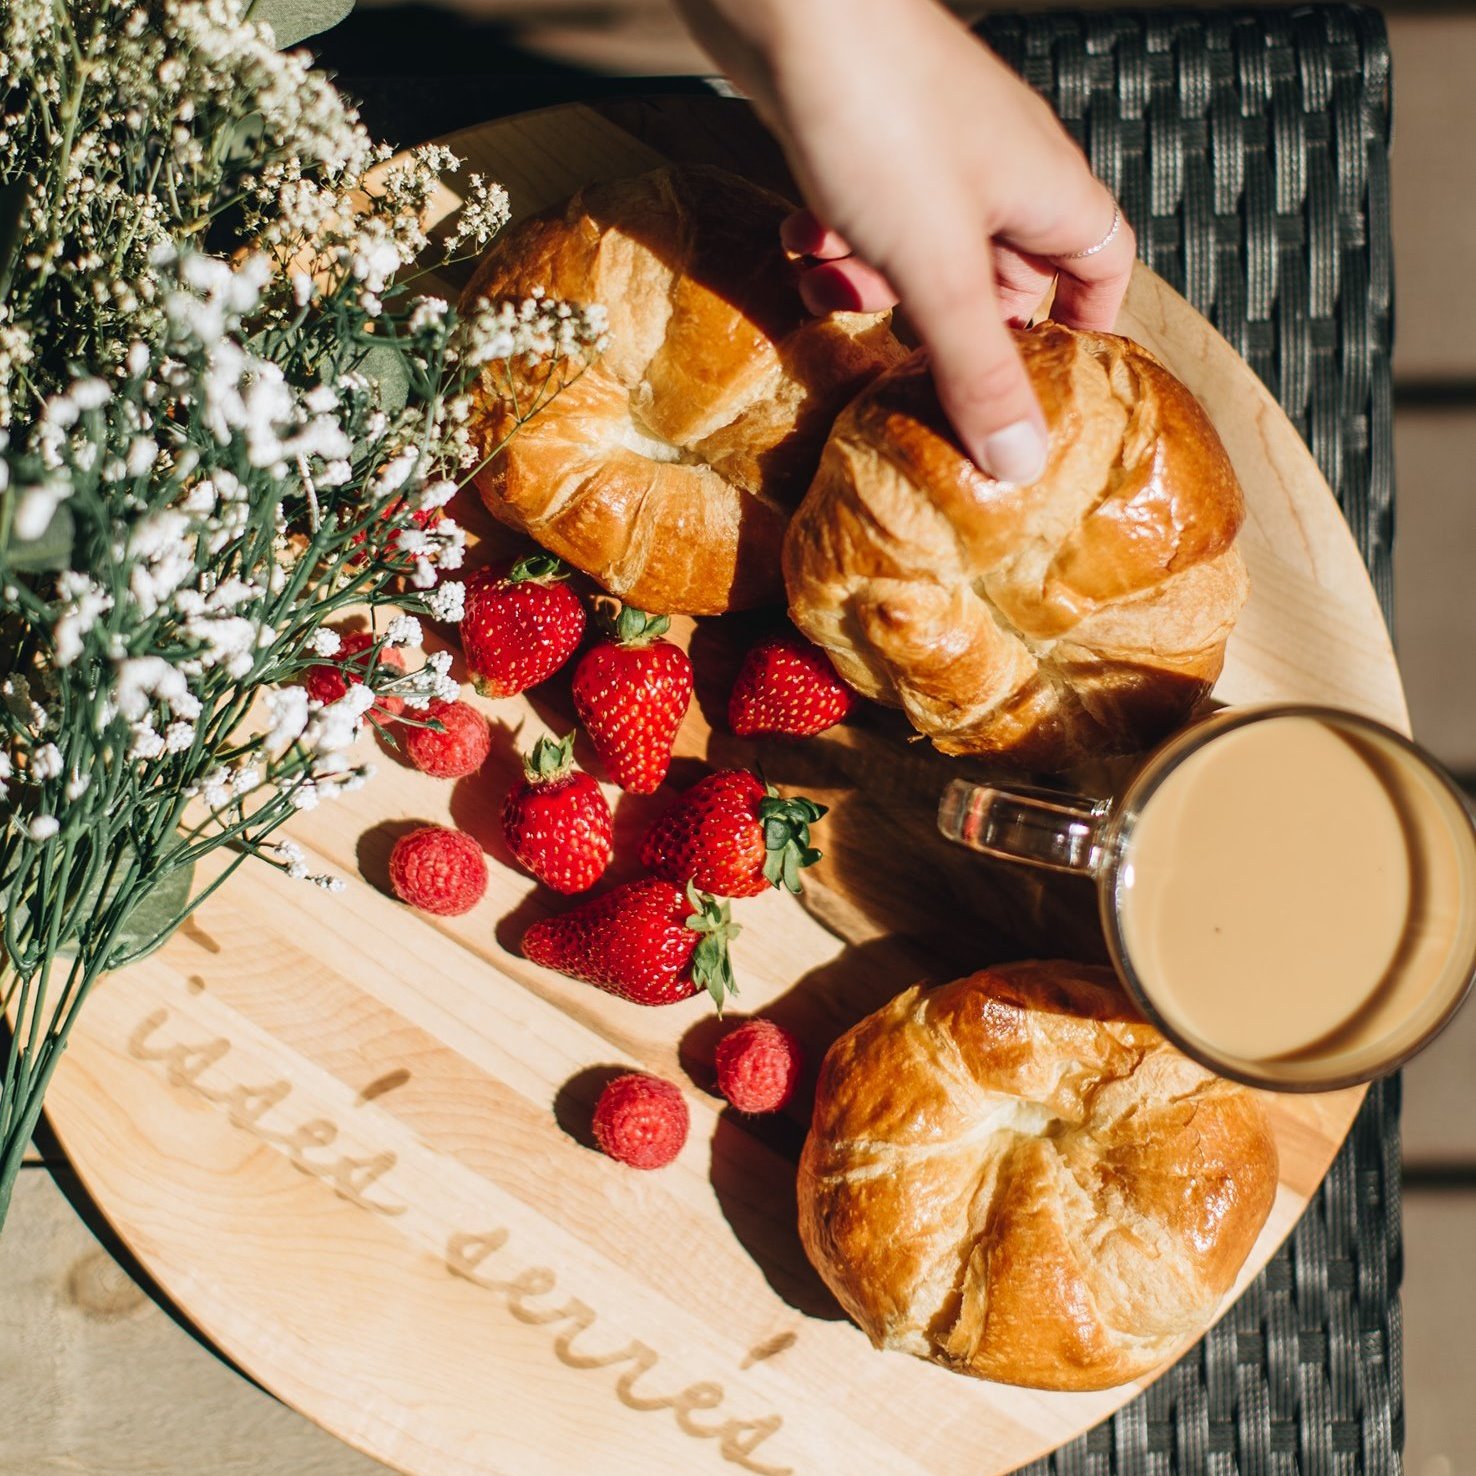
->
[937, 702, 1476, 1092]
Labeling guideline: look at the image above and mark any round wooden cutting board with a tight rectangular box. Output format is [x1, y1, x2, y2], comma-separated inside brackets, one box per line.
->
[38, 99, 1407, 1476]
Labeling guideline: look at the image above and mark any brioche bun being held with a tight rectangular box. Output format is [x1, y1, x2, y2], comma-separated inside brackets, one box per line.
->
[797, 962, 1277, 1392]
[461, 166, 905, 616]
[782, 324, 1249, 771]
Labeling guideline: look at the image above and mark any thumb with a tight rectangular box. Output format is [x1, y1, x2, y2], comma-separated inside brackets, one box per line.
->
[906, 262, 1048, 484]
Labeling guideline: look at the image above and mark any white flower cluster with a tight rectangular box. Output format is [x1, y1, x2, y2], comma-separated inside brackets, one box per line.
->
[4, 244, 475, 850]
[0, 0, 622, 1202]
[458, 289, 611, 368]
[246, 682, 375, 813]
[427, 579, 466, 624]
[1, 675, 58, 831]
[441, 173, 512, 260]
[271, 839, 344, 892]
[381, 649, 459, 711]
[0, 0, 382, 424]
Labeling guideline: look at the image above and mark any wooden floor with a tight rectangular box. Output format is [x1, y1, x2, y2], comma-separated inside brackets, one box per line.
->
[3, 6, 1475, 1475]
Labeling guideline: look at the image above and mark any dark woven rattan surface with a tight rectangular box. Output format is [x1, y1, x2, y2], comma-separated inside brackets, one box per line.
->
[974, 11, 1402, 1472]
[339, 9, 1403, 1469]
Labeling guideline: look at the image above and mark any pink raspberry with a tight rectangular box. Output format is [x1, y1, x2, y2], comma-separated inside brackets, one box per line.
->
[404, 699, 492, 779]
[388, 825, 487, 916]
[714, 1019, 803, 1113]
[591, 1073, 689, 1170]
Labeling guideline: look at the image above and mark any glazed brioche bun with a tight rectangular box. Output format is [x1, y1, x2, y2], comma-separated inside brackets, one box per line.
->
[797, 962, 1278, 1392]
[782, 324, 1250, 770]
[460, 166, 906, 616]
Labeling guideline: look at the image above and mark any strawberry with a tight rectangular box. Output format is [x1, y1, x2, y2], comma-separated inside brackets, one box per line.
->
[571, 605, 692, 794]
[502, 731, 613, 894]
[303, 628, 405, 724]
[459, 554, 585, 698]
[729, 631, 855, 737]
[640, 768, 827, 898]
[522, 877, 739, 1008]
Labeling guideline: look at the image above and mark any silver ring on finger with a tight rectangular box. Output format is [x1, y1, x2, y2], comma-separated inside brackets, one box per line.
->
[1059, 201, 1122, 261]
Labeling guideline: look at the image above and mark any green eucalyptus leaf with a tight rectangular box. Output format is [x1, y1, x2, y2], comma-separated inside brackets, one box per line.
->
[106, 858, 197, 965]
[6, 502, 74, 573]
[50, 843, 197, 966]
[357, 341, 410, 417]
[220, 113, 267, 168]
[251, 0, 356, 49]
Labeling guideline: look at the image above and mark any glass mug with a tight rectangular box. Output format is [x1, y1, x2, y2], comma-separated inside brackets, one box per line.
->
[937, 704, 1476, 1090]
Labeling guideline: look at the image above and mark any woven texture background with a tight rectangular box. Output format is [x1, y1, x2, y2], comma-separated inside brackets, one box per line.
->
[974, 10, 1402, 1473]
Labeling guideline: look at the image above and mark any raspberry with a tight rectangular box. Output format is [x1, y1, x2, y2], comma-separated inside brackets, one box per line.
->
[591, 1073, 689, 1170]
[404, 699, 491, 779]
[714, 1019, 803, 1113]
[304, 630, 405, 723]
[388, 825, 487, 916]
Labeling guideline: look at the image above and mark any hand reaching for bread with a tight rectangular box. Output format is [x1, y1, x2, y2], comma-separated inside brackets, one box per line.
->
[673, 0, 1136, 484]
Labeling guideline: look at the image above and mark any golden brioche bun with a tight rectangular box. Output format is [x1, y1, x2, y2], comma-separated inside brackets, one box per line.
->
[461, 166, 905, 615]
[797, 962, 1278, 1391]
[782, 324, 1249, 769]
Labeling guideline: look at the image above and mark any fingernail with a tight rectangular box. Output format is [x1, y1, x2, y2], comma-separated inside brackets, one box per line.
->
[799, 266, 863, 316]
[780, 214, 817, 254]
[979, 420, 1048, 484]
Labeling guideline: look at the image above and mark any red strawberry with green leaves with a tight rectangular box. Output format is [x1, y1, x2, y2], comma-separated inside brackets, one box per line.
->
[460, 554, 585, 698]
[571, 604, 692, 794]
[729, 631, 855, 738]
[501, 731, 613, 895]
[640, 769, 828, 898]
[522, 877, 740, 1009]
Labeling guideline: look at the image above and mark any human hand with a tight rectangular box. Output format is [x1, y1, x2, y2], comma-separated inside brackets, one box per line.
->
[673, 0, 1135, 484]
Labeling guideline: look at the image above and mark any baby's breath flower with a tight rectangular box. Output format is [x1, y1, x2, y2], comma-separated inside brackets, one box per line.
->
[414, 478, 457, 511]
[263, 687, 310, 751]
[12, 477, 72, 541]
[428, 579, 466, 624]
[52, 574, 113, 667]
[390, 649, 459, 710]
[408, 297, 450, 335]
[126, 437, 159, 476]
[0, 0, 611, 1228]
[71, 378, 111, 411]
[30, 743, 64, 782]
[442, 175, 511, 259]
[199, 766, 232, 809]
[129, 724, 166, 760]
[384, 614, 422, 649]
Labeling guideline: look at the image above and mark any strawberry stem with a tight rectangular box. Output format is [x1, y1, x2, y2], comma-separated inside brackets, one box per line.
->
[523, 730, 577, 783]
[757, 793, 828, 894]
[509, 553, 566, 584]
[684, 879, 741, 1011]
[602, 602, 671, 648]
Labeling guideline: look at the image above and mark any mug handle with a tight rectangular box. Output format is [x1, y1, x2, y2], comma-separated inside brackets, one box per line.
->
[937, 777, 1113, 876]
